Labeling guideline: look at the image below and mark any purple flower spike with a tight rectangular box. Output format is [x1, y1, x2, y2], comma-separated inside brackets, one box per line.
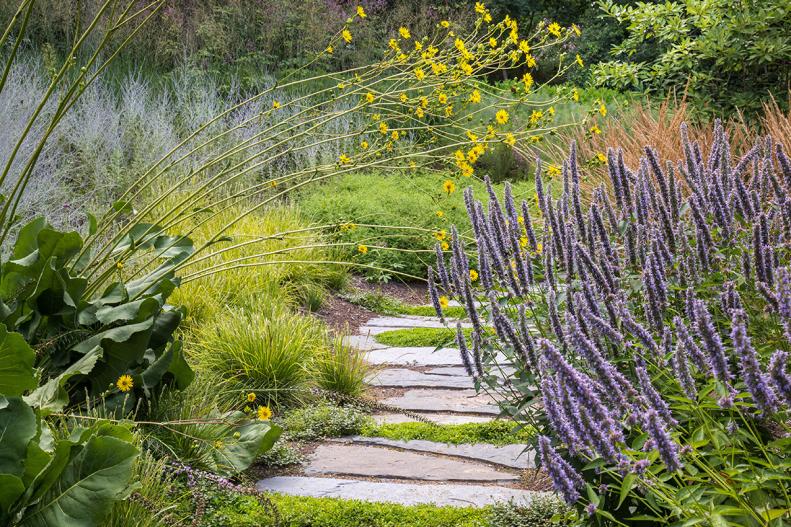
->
[537, 435, 584, 505]
[767, 350, 791, 406]
[731, 310, 777, 413]
[693, 300, 733, 388]
[644, 409, 682, 472]
[635, 364, 677, 427]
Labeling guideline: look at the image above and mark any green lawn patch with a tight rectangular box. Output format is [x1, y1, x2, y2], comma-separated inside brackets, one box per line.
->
[374, 327, 471, 348]
[342, 290, 468, 319]
[360, 421, 535, 446]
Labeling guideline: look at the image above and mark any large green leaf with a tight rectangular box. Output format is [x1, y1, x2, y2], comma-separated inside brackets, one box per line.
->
[212, 417, 281, 475]
[19, 424, 139, 527]
[140, 340, 193, 393]
[0, 325, 36, 396]
[0, 397, 36, 477]
[24, 348, 102, 414]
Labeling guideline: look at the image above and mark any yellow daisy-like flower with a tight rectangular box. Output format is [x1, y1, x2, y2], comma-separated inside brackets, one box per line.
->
[504, 133, 516, 146]
[415, 41, 423, 51]
[358, 244, 368, 254]
[525, 54, 536, 68]
[596, 152, 607, 163]
[399, 93, 408, 103]
[379, 122, 389, 135]
[420, 96, 429, 109]
[438, 92, 448, 105]
[547, 164, 561, 177]
[360, 140, 369, 150]
[389, 38, 400, 52]
[372, 113, 380, 121]
[247, 392, 256, 402]
[272, 100, 281, 109]
[436, 210, 445, 218]
[257, 406, 273, 421]
[534, 242, 543, 255]
[115, 261, 124, 270]
[475, 2, 486, 14]
[342, 29, 353, 43]
[339, 153, 352, 164]
[441, 241, 450, 251]
[439, 295, 449, 309]
[415, 107, 425, 118]
[548, 22, 561, 37]
[572, 23, 581, 36]
[340, 222, 357, 231]
[442, 179, 456, 194]
[495, 109, 509, 125]
[466, 130, 478, 142]
[529, 110, 543, 124]
[434, 229, 447, 241]
[326, 45, 334, 54]
[590, 124, 602, 135]
[365, 92, 375, 103]
[520, 236, 529, 248]
[468, 90, 481, 104]
[518, 40, 530, 54]
[572, 88, 580, 102]
[522, 72, 533, 91]
[391, 130, 400, 141]
[337, 83, 346, 90]
[484, 12, 492, 23]
[575, 54, 584, 67]
[444, 105, 453, 117]
[599, 102, 607, 117]
[489, 37, 498, 48]
[357, 5, 366, 18]
[116, 374, 133, 392]
[414, 68, 426, 81]
[440, 20, 450, 28]
[460, 162, 474, 177]
[469, 269, 479, 282]
[399, 27, 411, 39]
[454, 149, 466, 165]
[460, 62, 473, 76]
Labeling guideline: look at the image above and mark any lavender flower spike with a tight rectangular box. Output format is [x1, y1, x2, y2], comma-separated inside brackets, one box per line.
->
[767, 350, 791, 406]
[537, 435, 584, 505]
[693, 299, 732, 387]
[644, 409, 683, 472]
[427, 267, 445, 323]
[455, 322, 475, 378]
[731, 310, 777, 413]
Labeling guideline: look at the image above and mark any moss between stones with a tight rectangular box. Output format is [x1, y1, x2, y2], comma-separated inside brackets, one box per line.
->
[373, 327, 473, 347]
[360, 421, 535, 446]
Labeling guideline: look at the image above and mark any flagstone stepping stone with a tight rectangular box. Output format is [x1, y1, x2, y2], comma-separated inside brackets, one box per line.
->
[336, 436, 534, 470]
[363, 316, 464, 328]
[372, 412, 494, 425]
[343, 334, 387, 351]
[381, 389, 501, 415]
[366, 368, 473, 389]
[303, 444, 519, 482]
[364, 346, 465, 366]
[424, 366, 516, 377]
[256, 476, 549, 508]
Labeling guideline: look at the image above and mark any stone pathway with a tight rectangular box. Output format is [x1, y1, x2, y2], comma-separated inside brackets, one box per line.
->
[257, 312, 549, 508]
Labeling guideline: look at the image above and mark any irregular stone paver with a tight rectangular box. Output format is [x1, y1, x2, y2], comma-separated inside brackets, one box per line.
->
[366, 368, 473, 389]
[364, 316, 472, 328]
[382, 388, 500, 415]
[304, 443, 519, 482]
[372, 412, 494, 425]
[425, 366, 516, 377]
[338, 436, 534, 469]
[343, 334, 388, 351]
[256, 476, 549, 508]
[364, 346, 465, 366]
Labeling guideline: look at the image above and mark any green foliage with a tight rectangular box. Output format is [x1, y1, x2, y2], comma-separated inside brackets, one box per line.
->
[374, 327, 472, 348]
[341, 289, 468, 318]
[0, 218, 193, 413]
[198, 490, 490, 527]
[280, 402, 372, 442]
[315, 337, 369, 398]
[360, 421, 535, 446]
[487, 497, 572, 527]
[298, 171, 537, 281]
[594, 0, 791, 112]
[256, 441, 305, 469]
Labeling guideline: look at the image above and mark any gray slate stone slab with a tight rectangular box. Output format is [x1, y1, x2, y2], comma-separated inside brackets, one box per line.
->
[364, 346, 465, 366]
[372, 412, 494, 425]
[256, 476, 551, 508]
[304, 443, 519, 482]
[382, 388, 500, 415]
[366, 368, 473, 389]
[342, 334, 387, 351]
[364, 316, 463, 328]
[338, 436, 534, 469]
[424, 366, 516, 377]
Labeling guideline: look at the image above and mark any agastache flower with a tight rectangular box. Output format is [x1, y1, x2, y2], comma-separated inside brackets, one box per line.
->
[673, 316, 709, 373]
[456, 321, 475, 378]
[693, 300, 735, 402]
[434, 243, 452, 292]
[427, 267, 445, 323]
[731, 310, 777, 413]
[767, 350, 791, 406]
[635, 362, 677, 427]
[672, 338, 697, 399]
[537, 435, 584, 505]
[644, 409, 682, 472]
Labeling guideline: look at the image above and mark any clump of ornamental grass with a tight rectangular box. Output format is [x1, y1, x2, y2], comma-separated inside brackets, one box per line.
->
[315, 335, 369, 398]
[432, 120, 791, 525]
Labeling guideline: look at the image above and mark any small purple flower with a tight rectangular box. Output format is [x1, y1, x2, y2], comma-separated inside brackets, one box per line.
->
[537, 435, 584, 505]
[767, 350, 791, 405]
[427, 267, 445, 323]
[456, 322, 475, 378]
[644, 409, 682, 472]
[693, 300, 733, 390]
[635, 363, 677, 427]
[731, 310, 777, 413]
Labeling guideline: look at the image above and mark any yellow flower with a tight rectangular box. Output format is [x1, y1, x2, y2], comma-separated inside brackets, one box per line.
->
[436, 210, 445, 218]
[442, 179, 456, 194]
[257, 406, 273, 421]
[572, 88, 580, 102]
[272, 100, 281, 109]
[399, 27, 411, 39]
[339, 153, 352, 164]
[365, 93, 375, 104]
[525, 54, 536, 68]
[358, 244, 368, 254]
[247, 392, 256, 402]
[441, 241, 449, 251]
[467, 148, 479, 164]
[389, 38, 400, 52]
[596, 152, 607, 163]
[518, 40, 530, 54]
[115, 261, 124, 270]
[484, 12, 492, 23]
[495, 109, 509, 125]
[548, 106, 555, 116]
[420, 96, 429, 108]
[504, 133, 516, 146]
[475, 2, 486, 14]
[434, 229, 447, 241]
[529, 110, 543, 124]
[415, 41, 423, 51]
[534, 242, 543, 255]
[599, 102, 607, 117]
[326, 45, 334, 54]
[357, 5, 366, 18]
[372, 113, 380, 121]
[469, 90, 481, 104]
[438, 92, 448, 105]
[575, 54, 584, 67]
[414, 68, 426, 81]
[522, 72, 533, 91]
[440, 20, 450, 28]
[520, 236, 528, 248]
[400, 93, 408, 103]
[590, 124, 601, 135]
[379, 122, 389, 135]
[439, 295, 449, 309]
[337, 83, 346, 90]
[460, 162, 474, 177]
[116, 374, 133, 392]
[548, 22, 561, 37]
[340, 222, 357, 231]
[572, 23, 581, 36]
[466, 130, 478, 142]
[415, 107, 425, 118]
[360, 140, 369, 150]
[445, 105, 453, 117]
[342, 29, 352, 43]
[460, 62, 473, 76]
[547, 164, 561, 177]
[469, 269, 479, 282]
[391, 130, 400, 141]
[489, 37, 498, 48]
